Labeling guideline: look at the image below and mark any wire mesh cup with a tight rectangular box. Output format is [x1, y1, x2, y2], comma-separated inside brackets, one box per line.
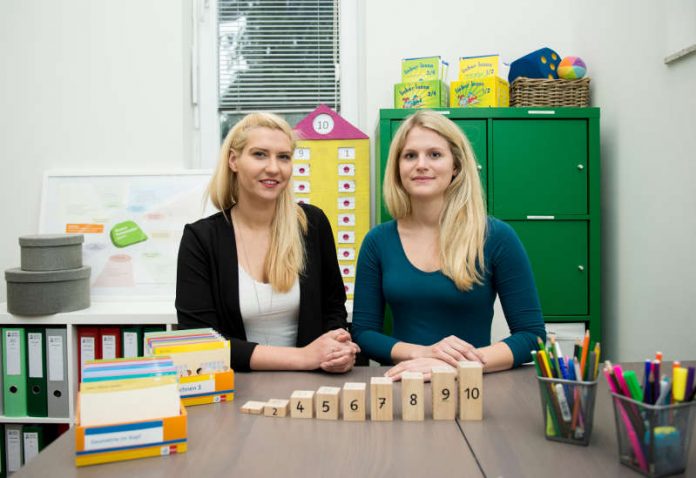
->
[611, 393, 696, 477]
[536, 376, 598, 446]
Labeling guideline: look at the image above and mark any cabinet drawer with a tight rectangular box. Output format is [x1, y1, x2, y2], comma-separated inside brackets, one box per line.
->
[506, 220, 588, 315]
[492, 119, 588, 217]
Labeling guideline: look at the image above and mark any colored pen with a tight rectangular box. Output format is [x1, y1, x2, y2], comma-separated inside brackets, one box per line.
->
[655, 351, 663, 362]
[603, 363, 648, 473]
[652, 360, 661, 404]
[656, 376, 671, 405]
[643, 359, 652, 403]
[673, 367, 688, 402]
[592, 343, 601, 380]
[623, 370, 644, 402]
[579, 330, 590, 380]
[685, 367, 695, 401]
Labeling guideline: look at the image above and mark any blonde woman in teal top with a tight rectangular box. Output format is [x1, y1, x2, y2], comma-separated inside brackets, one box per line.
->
[351, 110, 545, 379]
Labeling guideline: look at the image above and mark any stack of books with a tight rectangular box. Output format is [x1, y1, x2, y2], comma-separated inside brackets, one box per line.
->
[144, 328, 235, 406]
[75, 356, 187, 466]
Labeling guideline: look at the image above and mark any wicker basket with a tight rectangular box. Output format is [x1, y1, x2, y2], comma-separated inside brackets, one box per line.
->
[510, 77, 590, 107]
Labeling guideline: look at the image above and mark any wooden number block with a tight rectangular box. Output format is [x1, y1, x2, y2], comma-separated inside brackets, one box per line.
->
[370, 377, 393, 421]
[432, 366, 457, 420]
[315, 386, 341, 420]
[240, 401, 266, 415]
[401, 371, 425, 421]
[342, 382, 366, 421]
[458, 361, 483, 420]
[290, 390, 315, 419]
[264, 399, 289, 417]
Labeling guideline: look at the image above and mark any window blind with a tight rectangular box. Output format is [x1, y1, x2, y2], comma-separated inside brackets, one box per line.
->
[218, 0, 340, 115]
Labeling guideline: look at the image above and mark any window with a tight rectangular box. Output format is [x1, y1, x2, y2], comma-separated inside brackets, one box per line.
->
[217, 0, 340, 135]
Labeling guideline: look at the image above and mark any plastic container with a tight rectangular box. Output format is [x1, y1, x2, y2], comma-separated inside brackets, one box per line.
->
[536, 376, 598, 446]
[611, 393, 696, 477]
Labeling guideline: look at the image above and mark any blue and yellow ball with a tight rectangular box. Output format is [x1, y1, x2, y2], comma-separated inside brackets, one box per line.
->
[557, 56, 587, 79]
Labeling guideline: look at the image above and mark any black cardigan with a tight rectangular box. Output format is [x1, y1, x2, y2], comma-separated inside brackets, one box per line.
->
[175, 203, 348, 371]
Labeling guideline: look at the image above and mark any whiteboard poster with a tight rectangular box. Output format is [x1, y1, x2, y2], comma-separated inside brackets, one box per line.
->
[40, 171, 215, 300]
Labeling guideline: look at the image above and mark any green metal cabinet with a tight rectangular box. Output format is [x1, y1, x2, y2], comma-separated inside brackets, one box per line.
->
[377, 107, 601, 341]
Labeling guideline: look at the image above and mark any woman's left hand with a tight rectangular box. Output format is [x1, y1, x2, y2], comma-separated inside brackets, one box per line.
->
[384, 357, 455, 382]
[320, 341, 359, 373]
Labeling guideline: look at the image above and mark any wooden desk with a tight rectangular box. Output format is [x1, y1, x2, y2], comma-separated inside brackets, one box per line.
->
[14, 367, 482, 477]
[462, 364, 696, 478]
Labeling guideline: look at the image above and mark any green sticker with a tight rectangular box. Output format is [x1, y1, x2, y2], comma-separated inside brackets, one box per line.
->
[110, 220, 148, 248]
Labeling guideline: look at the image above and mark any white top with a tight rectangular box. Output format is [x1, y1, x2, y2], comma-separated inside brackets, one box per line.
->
[238, 266, 300, 347]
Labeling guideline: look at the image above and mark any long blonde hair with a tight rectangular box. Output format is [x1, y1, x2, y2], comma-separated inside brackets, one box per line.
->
[208, 112, 307, 293]
[383, 110, 487, 291]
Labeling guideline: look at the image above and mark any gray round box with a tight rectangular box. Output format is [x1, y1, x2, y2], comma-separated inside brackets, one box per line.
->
[19, 234, 84, 271]
[5, 266, 91, 316]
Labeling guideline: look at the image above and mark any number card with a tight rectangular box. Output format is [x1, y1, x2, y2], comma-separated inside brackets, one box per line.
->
[290, 390, 315, 419]
[458, 361, 483, 421]
[293, 164, 310, 176]
[315, 386, 340, 420]
[338, 147, 356, 160]
[338, 214, 355, 227]
[432, 366, 457, 420]
[343, 282, 354, 296]
[294, 181, 311, 194]
[339, 180, 356, 193]
[264, 399, 290, 418]
[338, 164, 355, 176]
[343, 382, 366, 421]
[402, 371, 425, 421]
[340, 265, 355, 278]
[370, 377, 393, 421]
[293, 148, 310, 160]
[338, 248, 355, 261]
[338, 231, 355, 244]
[338, 197, 355, 210]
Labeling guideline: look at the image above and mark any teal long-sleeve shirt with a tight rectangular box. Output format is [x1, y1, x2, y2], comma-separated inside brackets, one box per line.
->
[351, 217, 545, 368]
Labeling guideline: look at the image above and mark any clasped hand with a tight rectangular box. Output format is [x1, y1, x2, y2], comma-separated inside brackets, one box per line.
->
[303, 329, 360, 373]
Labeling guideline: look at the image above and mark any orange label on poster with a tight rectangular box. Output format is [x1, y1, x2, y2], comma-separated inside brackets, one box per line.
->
[66, 224, 104, 233]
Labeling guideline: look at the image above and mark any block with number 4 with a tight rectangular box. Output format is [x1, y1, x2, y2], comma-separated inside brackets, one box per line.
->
[342, 382, 366, 421]
[315, 386, 340, 420]
[432, 366, 457, 420]
[401, 371, 425, 421]
[370, 377, 393, 421]
[290, 390, 315, 418]
[458, 361, 483, 420]
[264, 399, 289, 417]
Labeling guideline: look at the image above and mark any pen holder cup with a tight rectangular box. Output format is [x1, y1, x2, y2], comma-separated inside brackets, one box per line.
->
[611, 393, 696, 478]
[536, 376, 598, 446]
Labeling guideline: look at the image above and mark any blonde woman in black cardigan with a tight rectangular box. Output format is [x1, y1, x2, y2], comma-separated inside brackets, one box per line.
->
[176, 112, 359, 372]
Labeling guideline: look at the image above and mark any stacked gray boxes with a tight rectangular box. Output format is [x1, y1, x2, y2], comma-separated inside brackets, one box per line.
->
[5, 234, 90, 316]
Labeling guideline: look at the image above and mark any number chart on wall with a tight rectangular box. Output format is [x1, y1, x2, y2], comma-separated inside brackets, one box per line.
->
[294, 105, 370, 312]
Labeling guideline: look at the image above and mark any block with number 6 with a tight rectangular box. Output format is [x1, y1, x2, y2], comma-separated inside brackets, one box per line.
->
[342, 382, 366, 421]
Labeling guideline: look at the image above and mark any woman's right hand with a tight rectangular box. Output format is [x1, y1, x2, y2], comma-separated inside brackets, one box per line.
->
[302, 329, 360, 371]
[412, 335, 486, 368]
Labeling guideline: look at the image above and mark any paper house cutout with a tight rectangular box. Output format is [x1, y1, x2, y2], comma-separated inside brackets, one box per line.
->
[294, 104, 368, 140]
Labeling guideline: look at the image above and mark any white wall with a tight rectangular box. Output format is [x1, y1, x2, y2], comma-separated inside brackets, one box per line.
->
[0, 0, 193, 301]
[361, 0, 696, 361]
[1, 0, 695, 361]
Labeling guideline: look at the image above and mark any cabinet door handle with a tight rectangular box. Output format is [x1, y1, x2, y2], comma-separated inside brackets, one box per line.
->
[577, 164, 585, 170]
[578, 265, 585, 271]
[477, 164, 482, 171]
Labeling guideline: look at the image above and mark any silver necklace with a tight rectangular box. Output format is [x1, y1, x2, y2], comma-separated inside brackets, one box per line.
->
[233, 209, 274, 345]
